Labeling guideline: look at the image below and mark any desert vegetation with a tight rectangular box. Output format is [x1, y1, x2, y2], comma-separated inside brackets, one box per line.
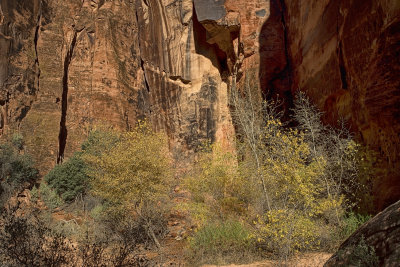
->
[0, 122, 170, 266]
[183, 76, 375, 265]
[0, 84, 377, 266]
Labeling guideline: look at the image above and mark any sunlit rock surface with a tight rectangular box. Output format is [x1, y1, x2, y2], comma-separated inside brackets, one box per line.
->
[1, 0, 399, 210]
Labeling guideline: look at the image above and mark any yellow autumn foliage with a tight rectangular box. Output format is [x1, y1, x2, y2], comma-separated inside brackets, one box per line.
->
[185, 143, 251, 225]
[250, 120, 338, 251]
[84, 121, 172, 212]
[255, 209, 319, 257]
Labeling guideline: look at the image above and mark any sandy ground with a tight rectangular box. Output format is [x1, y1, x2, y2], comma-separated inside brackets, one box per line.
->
[202, 253, 332, 267]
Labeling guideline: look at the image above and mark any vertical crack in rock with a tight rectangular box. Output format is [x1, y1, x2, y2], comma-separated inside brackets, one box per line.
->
[34, 1, 42, 93]
[140, 59, 150, 92]
[57, 30, 77, 163]
[231, 23, 242, 90]
[335, 5, 348, 91]
[184, 20, 193, 80]
[135, 9, 150, 93]
[279, 0, 292, 89]
[338, 42, 348, 89]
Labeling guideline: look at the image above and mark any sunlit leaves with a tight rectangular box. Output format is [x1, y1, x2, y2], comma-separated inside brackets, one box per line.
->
[84, 121, 171, 212]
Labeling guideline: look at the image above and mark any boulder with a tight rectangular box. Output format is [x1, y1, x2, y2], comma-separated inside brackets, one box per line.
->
[325, 200, 400, 266]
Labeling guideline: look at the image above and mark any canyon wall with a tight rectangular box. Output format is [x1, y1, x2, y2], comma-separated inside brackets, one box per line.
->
[1, 0, 145, 172]
[282, 0, 400, 209]
[1, 0, 399, 209]
[0, 0, 270, 171]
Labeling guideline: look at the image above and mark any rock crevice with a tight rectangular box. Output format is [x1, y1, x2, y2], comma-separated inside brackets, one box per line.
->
[337, 41, 348, 90]
[58, 30, 77, 164]
[135, 8, 151, 94]
[34, 1, 42, 94]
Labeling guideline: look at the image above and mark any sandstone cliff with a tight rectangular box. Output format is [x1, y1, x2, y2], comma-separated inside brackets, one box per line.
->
[282, 0, 400, 210]
[1, 0, 144, 173]
[1, 0, 399, 210]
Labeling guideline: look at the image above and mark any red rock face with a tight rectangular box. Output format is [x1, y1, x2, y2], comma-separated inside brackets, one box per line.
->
[1, 0, 399, 210]
[134, 0, 270, 161]
[1, 0, 144, 172]
[283, 0, 400, 210]
[0, 0, 41, 137]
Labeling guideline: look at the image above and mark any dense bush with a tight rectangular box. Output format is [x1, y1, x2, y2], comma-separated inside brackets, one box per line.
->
[45, 153, 89, 202]
[255, 209, 320, 258]
[83, 121, 172, 248]
[0, 138, 38, 188]
[34, 122, 171, 253]
[76, 215, 151, 266]
[185, 143, 250, 222]
[43, 126, 120, 204]
[85, 121, 171, 209]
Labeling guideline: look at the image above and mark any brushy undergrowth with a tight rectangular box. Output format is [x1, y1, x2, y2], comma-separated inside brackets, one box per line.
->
[0, 134, 38, 189]
[185, 77, 376, 263]
[1, 122, 172, 266]
[188, 220, 256, 265]
[39, 183, 64, 210]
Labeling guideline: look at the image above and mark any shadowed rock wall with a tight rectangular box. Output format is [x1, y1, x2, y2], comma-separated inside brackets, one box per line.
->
[282, 0, 400, 210]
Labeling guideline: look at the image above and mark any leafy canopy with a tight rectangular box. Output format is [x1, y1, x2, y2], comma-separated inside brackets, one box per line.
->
[84, 121, 171, 211]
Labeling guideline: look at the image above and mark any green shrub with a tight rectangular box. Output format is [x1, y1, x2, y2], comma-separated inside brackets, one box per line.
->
[339, 212, 371, 240]
[44, 127, 119, 204]
[337, 236, 379, 267]
[30, 186, 39, 203]
[39, 183, 64, 210]
[11, 133, 24, 151]
[0, 142, 38, 187]
[188, 220, 254, 265]
[45, 153, 89, 202]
